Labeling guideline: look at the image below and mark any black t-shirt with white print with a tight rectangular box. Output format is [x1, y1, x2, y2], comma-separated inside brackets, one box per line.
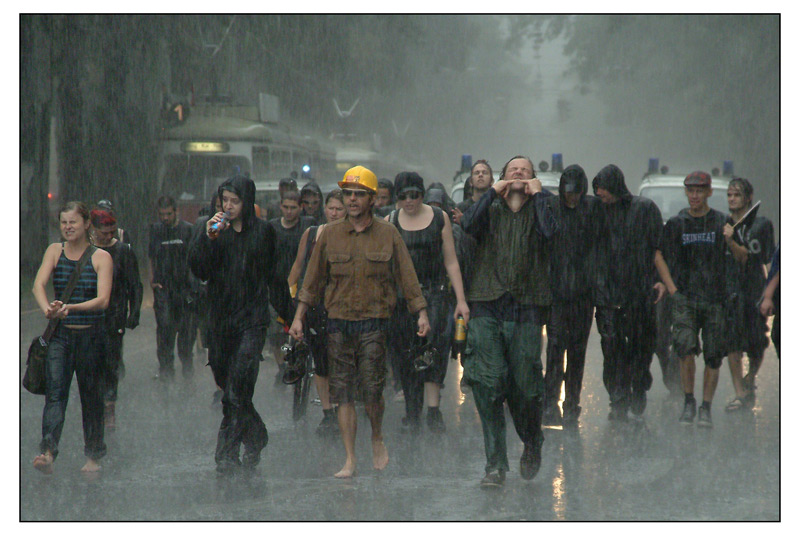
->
[659, 207, 729, 304]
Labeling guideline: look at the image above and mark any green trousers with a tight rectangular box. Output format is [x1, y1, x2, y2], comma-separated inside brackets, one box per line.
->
[463, 316, 545, 473]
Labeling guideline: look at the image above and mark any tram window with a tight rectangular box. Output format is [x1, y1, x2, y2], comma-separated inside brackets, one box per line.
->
[162, 154, 250, 200]
[271, 150, 291, 177]
[252, 147, 270, 181]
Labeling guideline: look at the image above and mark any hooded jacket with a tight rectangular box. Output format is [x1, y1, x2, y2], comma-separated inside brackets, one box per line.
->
[546, 164, 597, 301]
[591, 164, 663, 307]
[300, 181, 325, 225]
[188, 175, 292, 333]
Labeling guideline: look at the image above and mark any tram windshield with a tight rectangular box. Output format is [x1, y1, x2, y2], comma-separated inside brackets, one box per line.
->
[162, 154, 250, 202]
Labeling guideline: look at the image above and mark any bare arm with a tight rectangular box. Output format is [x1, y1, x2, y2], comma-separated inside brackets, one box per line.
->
[723, 223, 748, 264]
[287, 227, 312, 294]
[440, 215, 469, 323]
[654, 250, 678, 295]
[759, 270, 779, 317]
[32, 243, 61, 317]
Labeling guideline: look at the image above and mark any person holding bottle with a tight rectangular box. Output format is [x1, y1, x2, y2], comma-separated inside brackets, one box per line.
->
[385, 171, 469, 434]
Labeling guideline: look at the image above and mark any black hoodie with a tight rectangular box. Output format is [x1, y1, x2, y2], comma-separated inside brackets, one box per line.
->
[300, 181, 325, 225]
[188, 175, 292, 334]
[546, 164, 597, 301]
[591, 164, 663, 307]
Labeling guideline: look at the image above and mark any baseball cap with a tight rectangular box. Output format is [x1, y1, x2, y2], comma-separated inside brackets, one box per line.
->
[338, 166, 377, 193]
[684, 171, 711, 187]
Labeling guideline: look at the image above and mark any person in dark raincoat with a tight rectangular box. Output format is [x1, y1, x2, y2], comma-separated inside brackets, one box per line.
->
[542, 165, 597, 428]
[760, 244, 779, 358]
[592, 164, 666, 423]
[188, 175, 293, 472]
[300, 181, 326, 225]
[90, 209, 143, 430]
[460, 156, 557, 488]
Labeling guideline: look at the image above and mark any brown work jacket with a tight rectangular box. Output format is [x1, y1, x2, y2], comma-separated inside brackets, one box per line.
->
[297, 216, 427, 321]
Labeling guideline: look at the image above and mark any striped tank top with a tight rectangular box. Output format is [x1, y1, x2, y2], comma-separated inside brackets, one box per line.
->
[52, 245, 104, 326]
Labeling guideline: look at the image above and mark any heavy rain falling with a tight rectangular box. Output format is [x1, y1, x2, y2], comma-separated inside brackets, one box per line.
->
[17, 14, 783, 522]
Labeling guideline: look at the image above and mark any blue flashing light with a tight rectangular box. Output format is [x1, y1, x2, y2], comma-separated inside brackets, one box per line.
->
[552, 153, 563, 172]
[723, 160, 734, 177]
[648, 158, 659, 174]
[302, 164, 311, 173]
[461, 154, 472, 172]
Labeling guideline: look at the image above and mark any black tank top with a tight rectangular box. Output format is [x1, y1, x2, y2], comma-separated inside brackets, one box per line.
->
[391, 206, 446, 289]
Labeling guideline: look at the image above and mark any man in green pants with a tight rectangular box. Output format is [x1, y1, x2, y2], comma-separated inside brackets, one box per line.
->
[460, 155, 557, 488]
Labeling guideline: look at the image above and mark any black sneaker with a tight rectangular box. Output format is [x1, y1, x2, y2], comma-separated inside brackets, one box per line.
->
[542, 405, 563, 427]
[316, 412, 340, 436]
[697, 406, 713, 428]
[215, 458, 241, 474]
[679, 399, 697, 425]
[400, 416, 421, 434]
[242, 446, 262, 468]
[426, 408, 446, 433]
[562, 406, 581, 429]
[480, 470, 506, 488]
[520, 442, 542, 480]
[608, 405, 628, 422]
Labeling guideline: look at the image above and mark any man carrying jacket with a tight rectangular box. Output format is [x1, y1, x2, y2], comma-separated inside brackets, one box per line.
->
[461, 155, 557, 488]
[188, 175, 292, 472]
[543, 165, 597, 429]
[592, 164, 666, 423]
[289, 166, 430, 479]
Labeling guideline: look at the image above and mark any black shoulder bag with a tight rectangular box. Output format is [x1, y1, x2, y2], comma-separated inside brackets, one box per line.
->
[23, 245, 97, 395]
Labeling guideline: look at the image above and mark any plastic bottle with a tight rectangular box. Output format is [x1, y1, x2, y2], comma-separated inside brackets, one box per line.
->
[208, 212, 230, 239]
[451, 316, 467, 360]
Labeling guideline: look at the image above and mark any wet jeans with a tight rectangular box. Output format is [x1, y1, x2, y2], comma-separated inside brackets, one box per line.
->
[40, 324, 107, 461]
[462, 316, 545, 474]
[104, 328, 125, 402]
[208, 327, 269, 465]
[595, 302, 655, 415]
[544, 297, 593, 415]
[154, 287, 196, 376]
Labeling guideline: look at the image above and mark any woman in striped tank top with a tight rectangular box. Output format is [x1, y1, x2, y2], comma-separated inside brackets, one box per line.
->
[31, 201, 112, 474]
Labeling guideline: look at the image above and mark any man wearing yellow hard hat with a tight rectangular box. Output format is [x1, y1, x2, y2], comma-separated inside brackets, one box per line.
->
[289, 165, 431, 478]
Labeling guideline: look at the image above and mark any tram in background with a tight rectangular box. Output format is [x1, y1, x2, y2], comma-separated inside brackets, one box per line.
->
[157, 94, 338, 222]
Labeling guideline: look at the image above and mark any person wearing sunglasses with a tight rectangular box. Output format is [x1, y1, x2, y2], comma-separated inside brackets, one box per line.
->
[385, 172, 469, 434]
[289, 166, 430, 479]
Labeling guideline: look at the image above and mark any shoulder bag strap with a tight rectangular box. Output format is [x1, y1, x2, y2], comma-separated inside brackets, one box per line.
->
[41, 245, 97, 343]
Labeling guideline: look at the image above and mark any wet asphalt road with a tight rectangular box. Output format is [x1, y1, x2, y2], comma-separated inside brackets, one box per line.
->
[19, 300, 780, 521]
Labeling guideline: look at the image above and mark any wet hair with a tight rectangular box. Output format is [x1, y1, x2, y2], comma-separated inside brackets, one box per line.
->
[729, 177, 754, 205]
[281, 190, 301, 204]
[325, 189, 344, 205]
[499, 156, 535, 180]
[471, 159, 493, 177]
[156, 195, 176, 210]
[377, 178, 395, 199]
[59, 201, 90, 222]
[394, 171, 425, 193]
[90, 209, 116, 227]
[279, 177, 298, 191]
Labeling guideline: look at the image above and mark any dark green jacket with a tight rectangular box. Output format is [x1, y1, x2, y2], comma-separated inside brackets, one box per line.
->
[461, 188, 557, 306]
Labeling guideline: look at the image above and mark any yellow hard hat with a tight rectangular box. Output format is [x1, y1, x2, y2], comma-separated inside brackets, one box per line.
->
[338, 165, 377, 193]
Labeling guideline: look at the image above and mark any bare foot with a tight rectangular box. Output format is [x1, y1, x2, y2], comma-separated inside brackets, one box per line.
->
[334, 459, 356, 479]
[81, 458, 102, 473]
[372, 439, 389, 471]
[33, 453, 54, 475]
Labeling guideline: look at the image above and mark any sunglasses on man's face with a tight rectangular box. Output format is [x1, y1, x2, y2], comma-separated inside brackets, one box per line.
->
[342, 188, 369, 198]
[397, 191, 422, 201]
